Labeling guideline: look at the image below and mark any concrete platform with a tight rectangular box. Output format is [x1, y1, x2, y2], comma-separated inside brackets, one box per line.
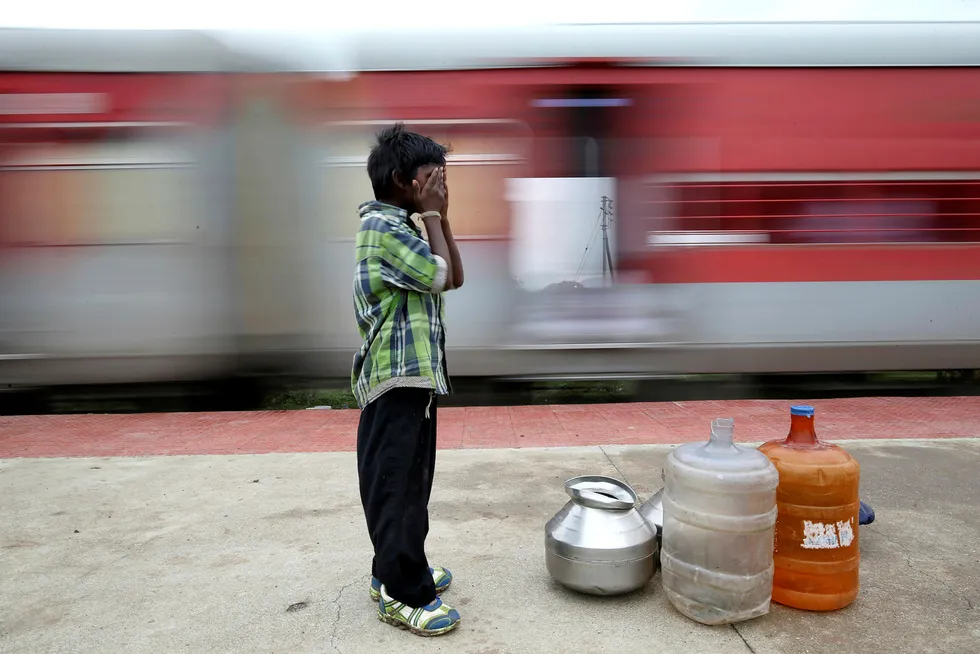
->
[1, 439, 978, 653]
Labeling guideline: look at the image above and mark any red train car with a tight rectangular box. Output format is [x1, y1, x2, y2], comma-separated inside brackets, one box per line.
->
[2, 23, 980, 399]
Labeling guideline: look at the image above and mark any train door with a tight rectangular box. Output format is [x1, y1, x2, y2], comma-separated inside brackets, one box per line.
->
[502, 72, 682, 347]
[509, 84, 633, 292]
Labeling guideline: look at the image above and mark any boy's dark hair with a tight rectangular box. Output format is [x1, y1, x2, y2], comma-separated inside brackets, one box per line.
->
[367, 123, 449, 200]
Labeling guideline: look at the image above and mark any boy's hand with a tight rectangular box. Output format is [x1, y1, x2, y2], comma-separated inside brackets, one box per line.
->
[413, 167, 446, 215]
[441, 167, 450, 218]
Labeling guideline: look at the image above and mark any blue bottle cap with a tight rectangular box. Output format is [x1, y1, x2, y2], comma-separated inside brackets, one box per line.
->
[791, 405, 815, 417]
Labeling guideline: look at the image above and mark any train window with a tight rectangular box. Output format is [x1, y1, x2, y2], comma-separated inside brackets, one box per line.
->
[662, 176, 980, 245]
[0, 138, 201, 246]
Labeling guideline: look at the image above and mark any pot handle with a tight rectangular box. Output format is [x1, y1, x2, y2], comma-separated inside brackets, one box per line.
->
[565, 476, 637, 511]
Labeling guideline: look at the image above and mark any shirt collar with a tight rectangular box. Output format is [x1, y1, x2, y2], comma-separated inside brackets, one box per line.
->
[358, 200, 420, 234]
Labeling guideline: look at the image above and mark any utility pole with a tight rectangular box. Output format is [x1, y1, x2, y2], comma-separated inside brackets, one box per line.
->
[600, 196, 615, 284]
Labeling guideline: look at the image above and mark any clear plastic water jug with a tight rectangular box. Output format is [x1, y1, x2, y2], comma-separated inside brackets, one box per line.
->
[661, 417, 780, 625]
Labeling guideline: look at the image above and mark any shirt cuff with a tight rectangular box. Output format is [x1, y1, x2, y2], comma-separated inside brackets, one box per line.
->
[432, 254, 449, 293]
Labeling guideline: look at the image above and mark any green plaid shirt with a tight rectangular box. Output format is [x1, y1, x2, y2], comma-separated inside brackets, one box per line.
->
[351, 201, 450, 408]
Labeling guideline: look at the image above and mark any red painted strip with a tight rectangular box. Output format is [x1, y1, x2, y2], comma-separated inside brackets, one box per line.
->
[0, 397, 976, 459]
[648, 245, 980, 283]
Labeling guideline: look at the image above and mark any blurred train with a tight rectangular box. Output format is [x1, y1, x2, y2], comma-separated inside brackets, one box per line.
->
[2, 22, 980, 405]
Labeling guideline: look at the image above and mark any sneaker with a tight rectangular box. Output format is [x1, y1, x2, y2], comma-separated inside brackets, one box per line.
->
[377, 585, 460, 637]
[859, 500, 875, 526]
[369, 566, 452, 603]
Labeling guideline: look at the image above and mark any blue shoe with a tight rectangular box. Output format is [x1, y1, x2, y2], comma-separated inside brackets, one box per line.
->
[369, 566, 453, 603]
[859, 500, 875, 526]
[377, 585, 460, 637]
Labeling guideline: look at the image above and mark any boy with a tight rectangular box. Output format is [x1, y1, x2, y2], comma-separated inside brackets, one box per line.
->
[351, 124, 464, 637]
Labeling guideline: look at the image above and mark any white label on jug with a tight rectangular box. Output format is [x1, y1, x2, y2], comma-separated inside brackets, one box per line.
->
[802, 518, 855, 549]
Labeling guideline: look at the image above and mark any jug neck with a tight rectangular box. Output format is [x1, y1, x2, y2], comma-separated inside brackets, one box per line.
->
[786, 414, 819, 446]
[705, 417, 738, 453]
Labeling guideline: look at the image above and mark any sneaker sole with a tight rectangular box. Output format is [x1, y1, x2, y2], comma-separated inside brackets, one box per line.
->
[369, 583, 451, 603]
[377, 610, 460, 637]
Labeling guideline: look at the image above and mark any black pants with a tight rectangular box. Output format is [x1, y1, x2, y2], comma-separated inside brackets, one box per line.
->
[357, 387, 438, 608]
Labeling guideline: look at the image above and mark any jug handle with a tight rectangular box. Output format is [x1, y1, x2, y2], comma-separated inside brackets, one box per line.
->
[565, 477, 637, 511]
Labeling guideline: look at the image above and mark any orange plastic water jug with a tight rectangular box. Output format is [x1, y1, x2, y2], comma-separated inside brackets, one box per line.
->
[758, 405, 860, 611]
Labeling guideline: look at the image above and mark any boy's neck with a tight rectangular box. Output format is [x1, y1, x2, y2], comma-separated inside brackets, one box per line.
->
[377, 198, 413, 214]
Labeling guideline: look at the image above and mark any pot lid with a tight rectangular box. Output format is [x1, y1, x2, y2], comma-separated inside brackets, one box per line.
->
[564, 475, 637, 511]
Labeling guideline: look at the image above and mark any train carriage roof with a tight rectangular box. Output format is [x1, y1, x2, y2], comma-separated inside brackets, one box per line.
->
[2, 22, 980, 73]
[348, 22, 980, 70]
[0, 28, 326, 72]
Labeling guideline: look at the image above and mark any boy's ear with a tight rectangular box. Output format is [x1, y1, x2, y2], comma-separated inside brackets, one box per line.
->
[392, 170, 410, 191]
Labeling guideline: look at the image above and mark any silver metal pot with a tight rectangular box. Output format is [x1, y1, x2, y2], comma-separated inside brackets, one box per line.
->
[638, 488, 664, 542]
[545, 475, 658, 596]
[639, 468, 666, 544]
